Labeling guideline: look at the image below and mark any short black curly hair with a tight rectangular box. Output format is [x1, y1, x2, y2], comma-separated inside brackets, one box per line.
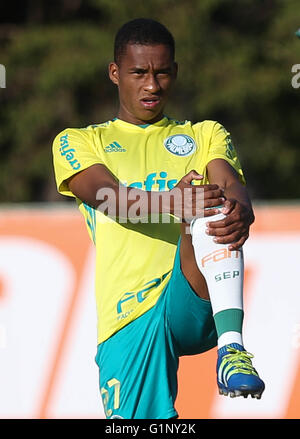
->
[114, 18, 175, 65]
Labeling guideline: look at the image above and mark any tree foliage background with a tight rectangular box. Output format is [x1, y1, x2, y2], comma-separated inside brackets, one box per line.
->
[0, 0, 299, 202]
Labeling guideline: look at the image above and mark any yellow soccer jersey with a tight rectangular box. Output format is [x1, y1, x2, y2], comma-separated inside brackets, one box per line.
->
[52, 116, 245, 344]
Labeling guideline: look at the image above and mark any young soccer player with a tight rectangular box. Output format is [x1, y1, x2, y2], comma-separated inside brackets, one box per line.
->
[52, 18, 265, 419]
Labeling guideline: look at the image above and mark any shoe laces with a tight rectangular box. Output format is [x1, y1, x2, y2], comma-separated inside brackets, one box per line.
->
[220, 346, 258, 376]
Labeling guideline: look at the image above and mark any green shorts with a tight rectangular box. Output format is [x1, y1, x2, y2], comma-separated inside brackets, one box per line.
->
[95, 238, 217, 419]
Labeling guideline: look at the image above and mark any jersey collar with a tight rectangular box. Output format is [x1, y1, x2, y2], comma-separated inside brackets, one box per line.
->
[111, 116, 169, 130]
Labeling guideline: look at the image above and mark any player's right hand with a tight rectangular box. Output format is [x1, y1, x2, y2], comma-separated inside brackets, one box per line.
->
[167, 170, 225, 221]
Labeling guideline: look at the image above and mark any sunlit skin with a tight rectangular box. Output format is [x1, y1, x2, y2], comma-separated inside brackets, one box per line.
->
[109, 44, 178, 125]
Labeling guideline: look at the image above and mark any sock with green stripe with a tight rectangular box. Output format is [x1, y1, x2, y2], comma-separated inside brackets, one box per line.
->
[190, 213, 244, 349]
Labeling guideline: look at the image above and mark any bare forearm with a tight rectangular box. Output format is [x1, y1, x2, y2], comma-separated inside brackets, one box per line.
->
[68, 164, 165, 218]
[96, 183, 166, 219]
[68, 165, 224, 221]
[223, 181, 254, 220]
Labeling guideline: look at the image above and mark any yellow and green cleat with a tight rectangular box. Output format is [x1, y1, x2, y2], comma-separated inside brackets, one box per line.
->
[217, 343, 265, 399]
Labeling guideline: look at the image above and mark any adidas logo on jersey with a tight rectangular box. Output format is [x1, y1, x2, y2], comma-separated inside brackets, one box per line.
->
[104, 141, 126, 153]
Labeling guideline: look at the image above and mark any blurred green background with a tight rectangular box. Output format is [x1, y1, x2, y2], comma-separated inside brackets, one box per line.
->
[0, 0, 299, 203]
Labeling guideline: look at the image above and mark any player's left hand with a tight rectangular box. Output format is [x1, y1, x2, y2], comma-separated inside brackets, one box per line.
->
[205, 198, 255, 250]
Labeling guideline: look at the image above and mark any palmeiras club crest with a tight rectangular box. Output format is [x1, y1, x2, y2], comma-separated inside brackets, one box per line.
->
[164, 134, 196, 157]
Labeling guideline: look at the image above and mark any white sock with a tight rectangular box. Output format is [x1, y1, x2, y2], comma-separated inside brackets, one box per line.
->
[190, 213, 244, 349]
